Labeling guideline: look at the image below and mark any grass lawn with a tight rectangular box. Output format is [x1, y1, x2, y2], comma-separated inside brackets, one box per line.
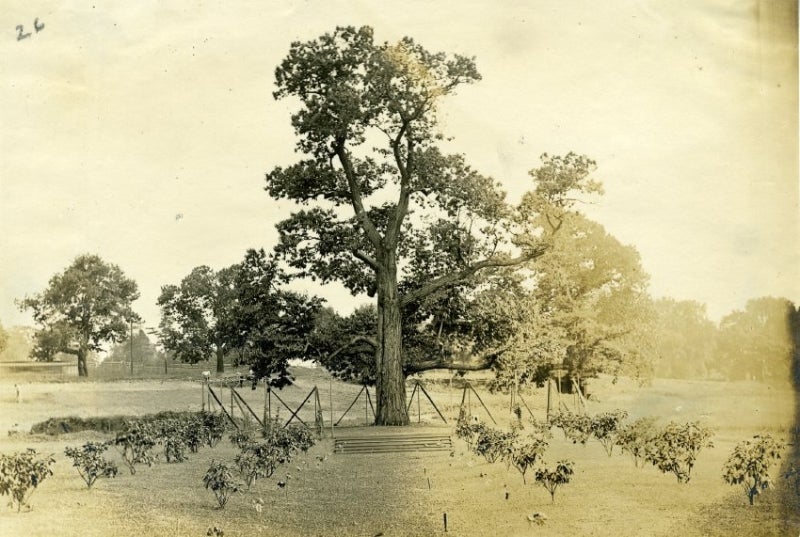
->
[0, 369, 797, 536]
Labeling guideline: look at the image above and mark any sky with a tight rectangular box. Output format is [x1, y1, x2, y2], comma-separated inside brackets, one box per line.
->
[1, 0, 798, 331]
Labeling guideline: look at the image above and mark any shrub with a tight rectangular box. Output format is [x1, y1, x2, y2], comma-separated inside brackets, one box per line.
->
[229, 430, 256, 450]
[0, 449, 55, 511]
[528, 417, 553, 440]
[645, 421, 714, 483]
[30, 416, 128, 436]
[64, 442, 118, 489]
[534, 460, 574, 503]
[590, 410, 628, 456]
[615, 417, 658, 467]
[474, 427, 517, 464]
[285, 424, 315, 453]
[723, 434, 784, 505]
[511, 436, 548, 484]
[550, 410, 592, 445]
[155, 419, 189, 463]
[199, 412, 227, 448]
[203, 460, 240, 509]
[113, 421, 157, 474]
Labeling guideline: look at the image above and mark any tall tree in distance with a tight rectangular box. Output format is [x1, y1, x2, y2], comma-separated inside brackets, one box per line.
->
[716, 297, 796, 383]
[266, 26, 600, 424]
[225, 249, 323, 387]
[158, 250, 323, 382]
[531, 214, 652, 383]
[107, 329, 161, 365]
[0, 321, 8, 356]
[650, 299, 717, 379]
[157, 265, 237, 373]
[17, 254, 140, 377]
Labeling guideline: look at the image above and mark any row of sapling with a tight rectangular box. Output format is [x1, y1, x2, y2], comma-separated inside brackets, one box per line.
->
[549, 409, 628, 454]
[60, 411, 228, 493]
[205, 421, 317, 508]
[550, 409, 716, 484]
[455, 412, 574, 503]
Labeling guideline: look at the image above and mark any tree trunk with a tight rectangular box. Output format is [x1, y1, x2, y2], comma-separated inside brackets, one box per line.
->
[374, 260, 409, 426]
[77, 347, 88, 377]
[216, 347, 224, 373]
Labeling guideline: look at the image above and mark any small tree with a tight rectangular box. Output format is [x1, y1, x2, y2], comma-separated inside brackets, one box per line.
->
[615, 417, 658, 467]
[723, 434, 784, 505]
[474, 427, 517, 464]
[203, 460, 240, 508]
[199, 412, 227, 448]
[511, 437, 548, 484]
[0, 449, 55, 512]
[64, 442, 118, 489]
[156, 419, 189, 463]
[590, 410, 628, 456]
[113, 421, 157, 474]
[534, 460, 574, 503]
[550, 410, 592, 445]
[645, 421, 714, 483]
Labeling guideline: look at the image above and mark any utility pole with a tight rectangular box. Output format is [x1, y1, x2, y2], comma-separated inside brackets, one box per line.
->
[129, 318, 134, 376]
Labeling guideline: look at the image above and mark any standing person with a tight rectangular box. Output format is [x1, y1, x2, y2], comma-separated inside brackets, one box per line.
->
[14, 383, 20, 404]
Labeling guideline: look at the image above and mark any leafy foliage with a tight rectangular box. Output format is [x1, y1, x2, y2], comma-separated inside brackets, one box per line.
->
[614, 417, 659, 467]
[64, 442, 118, 489]
[107, 329, 162, 365]
[590, 410, 629, 456]
[154, 419, 190, 463]
[474, 427, 517, 464]
[0, 321, 8, 356]
[157, 265, 238, 371]
[158, 249, 322, 382]
[550, 410, 592, 445]
[534, 460, 575, 503]
[531, 214, 653, 380]
[649, 299, 717, 379]
[308, 306, 378, 384]
[232, 424, 316, 488]
[722, 434, 784, 505]
[645, 421, 714, 483]
[17, 254, 140, 376]
[113, 421, 157, 474]
[715, 297, 796, 383]
[511, 436, 549, 484]
[203, 460, 240, 509]
[0, 449, 55, 512]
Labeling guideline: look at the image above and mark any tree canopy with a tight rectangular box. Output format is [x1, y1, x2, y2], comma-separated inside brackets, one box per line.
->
[266, 26, 600, 424]
[157, 264, 237, 373]
[107, 329, 161, 365]
[716, 297, 796, 383]
[0, 321, 7, 356]
[158, 249, 322, 385]
[17, 254, 140, 377]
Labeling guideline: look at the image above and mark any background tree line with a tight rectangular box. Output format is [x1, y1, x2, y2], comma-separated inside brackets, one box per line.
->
[8, 26, 799, 425]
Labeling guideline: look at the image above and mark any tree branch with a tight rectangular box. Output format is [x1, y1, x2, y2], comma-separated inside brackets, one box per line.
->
[351, 250, 379, 271]
[325, 335, 378, 361]
[334, 144, 384, 250]
[386, 122, 412, 247]
[400, 247, 549, 307]
[404, 345, 510, 374]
